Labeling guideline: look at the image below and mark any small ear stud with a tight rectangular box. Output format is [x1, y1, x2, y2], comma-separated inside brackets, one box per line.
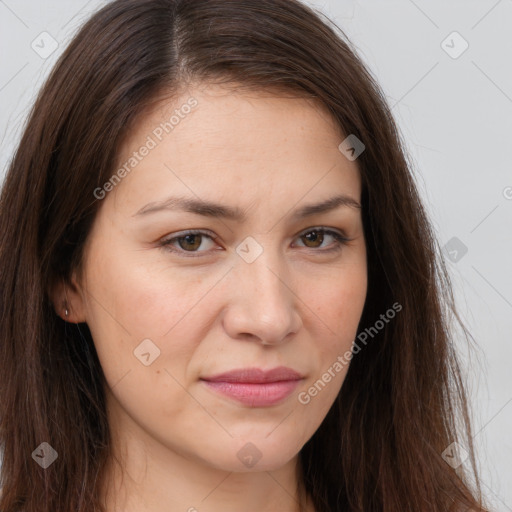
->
[62, 300, 69, 318]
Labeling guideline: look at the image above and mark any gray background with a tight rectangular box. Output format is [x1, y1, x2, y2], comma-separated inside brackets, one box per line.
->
[1, 0, 511, 509]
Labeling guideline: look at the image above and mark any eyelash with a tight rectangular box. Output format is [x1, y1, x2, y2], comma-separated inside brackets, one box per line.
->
[158, 227, 351, 258]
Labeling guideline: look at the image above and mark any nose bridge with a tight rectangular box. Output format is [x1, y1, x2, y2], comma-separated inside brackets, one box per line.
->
[225, 238, 301, 342]
[236, 240, 288, 305]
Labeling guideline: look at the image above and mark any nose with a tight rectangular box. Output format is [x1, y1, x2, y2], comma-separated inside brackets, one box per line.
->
[221, 250, 303, 346]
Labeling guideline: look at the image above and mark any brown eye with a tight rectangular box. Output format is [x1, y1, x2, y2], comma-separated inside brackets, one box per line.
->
[294, 228, 350, 252]
[301, 230, 324, 248]
[160, 230, 217, 256]
[177, 234, 203, 251]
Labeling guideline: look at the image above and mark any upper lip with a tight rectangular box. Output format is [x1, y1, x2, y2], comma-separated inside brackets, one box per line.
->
[201, 366, 303, 383]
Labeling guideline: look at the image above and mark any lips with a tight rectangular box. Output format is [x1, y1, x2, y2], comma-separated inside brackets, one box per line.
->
[203, 366, 303, 383]
[201, 366, 303, 407]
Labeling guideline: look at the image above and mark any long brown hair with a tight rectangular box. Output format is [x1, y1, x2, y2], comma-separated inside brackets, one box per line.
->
[0, 0, 490, 510]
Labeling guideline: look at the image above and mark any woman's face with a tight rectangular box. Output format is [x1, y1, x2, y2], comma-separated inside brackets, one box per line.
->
[71, 83, 367, 472]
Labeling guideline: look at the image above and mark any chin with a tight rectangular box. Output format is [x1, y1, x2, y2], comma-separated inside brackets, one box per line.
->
[203, 435, 303, 473]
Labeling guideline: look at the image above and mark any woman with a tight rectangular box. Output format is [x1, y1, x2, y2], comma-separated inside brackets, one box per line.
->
[0, 0, 490, 511]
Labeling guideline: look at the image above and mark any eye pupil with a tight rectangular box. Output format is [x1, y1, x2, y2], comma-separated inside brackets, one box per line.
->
[179, 234, 202, 251]
[302, 230, 324, 248]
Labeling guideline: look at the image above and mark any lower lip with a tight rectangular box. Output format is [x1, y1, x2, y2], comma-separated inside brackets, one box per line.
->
[202, 379, 301, 407]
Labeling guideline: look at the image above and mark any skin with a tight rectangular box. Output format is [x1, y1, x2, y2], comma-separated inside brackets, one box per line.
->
[55, 83, 367, 512]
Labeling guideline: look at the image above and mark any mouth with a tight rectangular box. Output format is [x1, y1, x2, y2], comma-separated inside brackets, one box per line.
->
[200, 366, 304, 407]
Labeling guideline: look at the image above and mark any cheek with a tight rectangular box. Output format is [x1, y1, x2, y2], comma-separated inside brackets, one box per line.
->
[308, 262, 367, 338]
[81, 242, 210, 388]
[85, 233, 211, 332]
[299, 262, 367, 397]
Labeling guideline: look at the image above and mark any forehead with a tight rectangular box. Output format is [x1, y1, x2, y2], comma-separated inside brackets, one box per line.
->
[110, 84, 362, 215]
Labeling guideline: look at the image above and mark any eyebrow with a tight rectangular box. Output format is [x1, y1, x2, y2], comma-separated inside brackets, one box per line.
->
[133, 193, 361, 220]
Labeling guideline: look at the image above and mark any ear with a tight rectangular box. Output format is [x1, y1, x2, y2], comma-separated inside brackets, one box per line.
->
[49, 273, 87, 323]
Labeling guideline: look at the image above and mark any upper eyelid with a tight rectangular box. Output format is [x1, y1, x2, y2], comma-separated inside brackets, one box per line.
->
[163, 226, 346, 241]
